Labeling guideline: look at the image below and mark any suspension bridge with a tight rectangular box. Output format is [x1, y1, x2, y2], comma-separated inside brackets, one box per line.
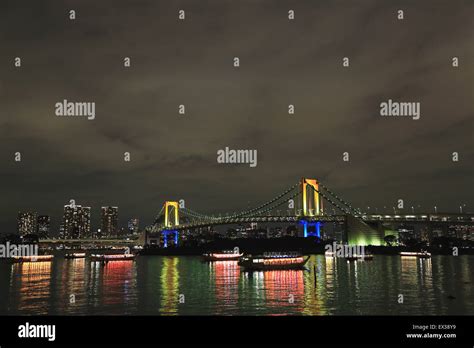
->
[145, 178, 385, 247]
[145, 177, 473, 248]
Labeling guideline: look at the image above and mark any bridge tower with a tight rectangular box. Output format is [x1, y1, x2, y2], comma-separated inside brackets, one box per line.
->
[164, 201, 179, 228]
[301, 178, 322, 216]
[163, 201, 179, 247]
[301, 178, 322, 238]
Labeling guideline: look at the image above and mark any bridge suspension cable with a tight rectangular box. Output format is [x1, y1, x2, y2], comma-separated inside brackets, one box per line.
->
[318, 182, 358, 214]
[177, 182, 300, 222]
[153, 205, 165, 223]
[247, 189, 301, 216]
[307, 183, 354, 215]
[227, 182, 299, 219]
[180, 208, 219, 221]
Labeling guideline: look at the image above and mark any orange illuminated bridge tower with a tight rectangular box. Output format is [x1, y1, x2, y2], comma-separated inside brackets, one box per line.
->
[164, 201, 179, 228]
[301, 178, 323, 237]
[163, 201, 179, 247]
[301, 178, 323, 216]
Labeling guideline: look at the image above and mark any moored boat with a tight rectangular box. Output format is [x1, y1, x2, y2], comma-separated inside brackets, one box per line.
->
[400, 251, 431, 259]
[11, 255, 54, 263]
[345, 254, 374, 261]
[90, 253, 136, 263]
[202, 250, 243, 261]
[238, 252, 309, 271]
[65, 252, 86, 259]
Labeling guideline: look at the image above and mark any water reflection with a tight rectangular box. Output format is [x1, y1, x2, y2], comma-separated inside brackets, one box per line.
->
[55, 259, 86, 313]
[160, 257, 179, 315]
[10, 261, 52, 314]
[259, 269, 304, 315]
[418, 258, 433, 289]
[302, 256, 330, 315]
[0, 255, 472, 315]
[102, 261, 135, 307]
[401, 256, 433, 288]
[211, 261, 240, 314]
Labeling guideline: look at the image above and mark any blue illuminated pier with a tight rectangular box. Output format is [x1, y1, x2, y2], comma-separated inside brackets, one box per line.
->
[300, 220, 321, 238]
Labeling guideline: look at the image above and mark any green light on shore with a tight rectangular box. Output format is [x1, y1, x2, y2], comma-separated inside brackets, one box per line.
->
[348, 232, 383, 246]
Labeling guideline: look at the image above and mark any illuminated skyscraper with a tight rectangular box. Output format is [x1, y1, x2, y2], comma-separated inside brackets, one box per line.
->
[63, 201, 91, 239]
[37, 215, 51, 238]
[17, 211, 37, 236]
[101, 206, 118, 237]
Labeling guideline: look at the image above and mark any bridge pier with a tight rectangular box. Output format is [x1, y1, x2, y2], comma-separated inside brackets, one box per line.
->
[162, 230, 179, 248]
[300, 220, 321, 238]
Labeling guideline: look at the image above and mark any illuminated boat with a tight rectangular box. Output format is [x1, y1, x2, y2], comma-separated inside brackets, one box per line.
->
[11, 255, 54, 263]
[325, 250, 373, 261]
[65, 252, 86, 259]
[202, 250, 243, 261]
[400, 251, 431, 259]
[238, 252, 309, 271]
[90, 254, 136, 263]
[345, 254, 374, 261]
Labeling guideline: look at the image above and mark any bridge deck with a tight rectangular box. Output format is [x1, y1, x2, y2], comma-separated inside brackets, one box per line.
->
[148, 213, 474, 233]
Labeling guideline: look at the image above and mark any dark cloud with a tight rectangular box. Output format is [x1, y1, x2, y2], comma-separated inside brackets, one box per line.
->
[0, 0, 473, 233]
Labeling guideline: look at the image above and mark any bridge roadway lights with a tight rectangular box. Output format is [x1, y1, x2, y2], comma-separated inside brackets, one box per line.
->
[162, 230, 179, 248]
[299, 219, 321, 238]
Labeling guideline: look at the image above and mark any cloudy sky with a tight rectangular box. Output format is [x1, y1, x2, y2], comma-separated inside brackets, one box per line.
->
[0, 0, 473, 233]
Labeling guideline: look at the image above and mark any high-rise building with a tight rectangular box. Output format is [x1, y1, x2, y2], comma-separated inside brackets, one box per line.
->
[37, 215, 50, 238]
[101, 206, 118, 237]
[128, 218, 139, 235]
[63, 201, 91, 239]
[59, 224, 65, 239]
[17, 211, 37, 236]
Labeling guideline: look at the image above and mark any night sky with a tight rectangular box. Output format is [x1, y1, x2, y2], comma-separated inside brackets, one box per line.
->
[1, 0, 473, 234]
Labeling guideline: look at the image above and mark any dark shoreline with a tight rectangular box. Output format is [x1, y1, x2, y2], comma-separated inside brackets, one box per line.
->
[139, 237, 474, 256]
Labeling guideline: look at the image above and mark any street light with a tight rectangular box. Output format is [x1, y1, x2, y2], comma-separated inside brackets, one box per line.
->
[434, 206, 437, 213]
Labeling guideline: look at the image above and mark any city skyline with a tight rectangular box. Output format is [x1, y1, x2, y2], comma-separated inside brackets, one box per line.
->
[5, 173, 474, 237]
[15, 204, 140, 238]
[12, 198, 472, 239]
[1, 1, 473, 235]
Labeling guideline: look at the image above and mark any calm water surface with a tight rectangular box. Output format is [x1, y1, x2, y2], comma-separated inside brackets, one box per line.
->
[0, 255, 472, 315]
